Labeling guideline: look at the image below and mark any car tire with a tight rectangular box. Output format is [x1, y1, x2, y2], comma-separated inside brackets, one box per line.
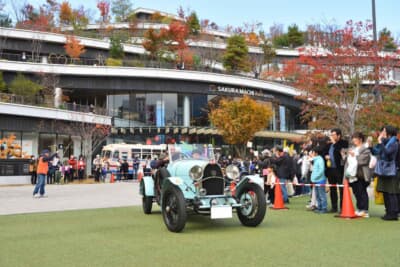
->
[142, 182, 153, 214]
[162, 186, 187, 232]
[236, 183, 266, 227]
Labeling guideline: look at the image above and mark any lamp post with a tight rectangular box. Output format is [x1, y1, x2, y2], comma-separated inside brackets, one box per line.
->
[371, 0, 381, 101]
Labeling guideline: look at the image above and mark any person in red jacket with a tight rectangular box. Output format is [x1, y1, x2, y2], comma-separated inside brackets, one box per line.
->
[68, 155, 77, 181]
[77, 155, 86, 180]
[33, 149, 58, 198]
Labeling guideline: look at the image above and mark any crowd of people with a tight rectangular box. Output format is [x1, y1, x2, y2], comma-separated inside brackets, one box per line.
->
[29, 125, 400, 221]
[217, 125, 400, 221]
[30, 154, 88, 185]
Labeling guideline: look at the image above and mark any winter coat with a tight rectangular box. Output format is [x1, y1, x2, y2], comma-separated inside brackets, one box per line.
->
[373, 137, 400, 194]
[344, 146, 372, 182]
[311, 155, 326, 184]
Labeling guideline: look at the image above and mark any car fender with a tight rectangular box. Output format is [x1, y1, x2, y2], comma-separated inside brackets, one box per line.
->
[140, 176, 155, 196]
[163, 177, 196, 199]
[236, 175, 264, 193]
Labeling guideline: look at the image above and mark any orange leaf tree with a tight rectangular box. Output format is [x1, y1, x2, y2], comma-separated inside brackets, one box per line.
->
[267, 20, 399, 136]
[209, 96, 273, 157]
[64, 35, 86, 61]
[142, 28, 169, 65]
[59, 1, 73, 25]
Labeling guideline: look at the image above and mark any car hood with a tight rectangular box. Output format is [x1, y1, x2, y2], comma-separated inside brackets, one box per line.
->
[167, 159, 209, 178]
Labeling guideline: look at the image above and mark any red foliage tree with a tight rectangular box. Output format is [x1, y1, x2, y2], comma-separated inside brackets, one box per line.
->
[16, 4, 52, 31]
[166, 21, 189, 65]
[265, 20, 400, 136]
[97, 0, 110, 23]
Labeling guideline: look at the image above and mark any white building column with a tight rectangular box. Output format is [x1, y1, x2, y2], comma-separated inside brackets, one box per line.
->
[71, 136, 81, 157]
[183, 95, 190, 127]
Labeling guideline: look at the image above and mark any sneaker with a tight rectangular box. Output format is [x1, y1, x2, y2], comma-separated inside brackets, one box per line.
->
[33, 194, 40, 198]
[306, 204, 317, 211]
[357, 210, 369, 218]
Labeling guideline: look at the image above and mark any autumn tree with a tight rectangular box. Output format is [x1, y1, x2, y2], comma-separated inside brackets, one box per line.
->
[209, 96, 273, 157]
[268, 20, 399, 136]
[16, 3, 53, 32]
[97, 0, 110, 23]
[111, 0, 132, 22]
[166, 21, 189, 67]
[223, 35, 250, 73]
[142, 28, 168, 65]
[59, 1, 73, 25]
[64, 35, 86, 62]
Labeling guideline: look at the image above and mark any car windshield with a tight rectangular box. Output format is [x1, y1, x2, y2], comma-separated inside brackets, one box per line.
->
[168, 144, 215, 163]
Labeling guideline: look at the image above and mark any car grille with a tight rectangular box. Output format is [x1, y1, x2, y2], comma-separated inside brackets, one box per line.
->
[202, 164, 224, 195]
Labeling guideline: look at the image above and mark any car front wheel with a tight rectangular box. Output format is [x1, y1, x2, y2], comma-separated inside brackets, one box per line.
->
[236, 183, 266, 227]
[162, 186, 187, 232]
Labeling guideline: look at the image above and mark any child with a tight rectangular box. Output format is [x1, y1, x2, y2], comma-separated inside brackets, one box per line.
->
[310, 146, 327, 213]
[264, 164, 277, 206]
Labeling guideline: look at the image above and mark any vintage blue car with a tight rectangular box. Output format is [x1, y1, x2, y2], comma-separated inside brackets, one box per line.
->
[139, 144, 267, 232]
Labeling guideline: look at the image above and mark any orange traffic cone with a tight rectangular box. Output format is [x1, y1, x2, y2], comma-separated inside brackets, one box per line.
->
[337, 179, 358, 219]
[110, 173, 115, 183]
[137, 167, 143, 182]
[272, 178, 288, 210]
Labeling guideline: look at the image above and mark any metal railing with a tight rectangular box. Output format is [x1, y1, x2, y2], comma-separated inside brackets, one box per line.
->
[0, 51, 243, 77]
[0, 92, 110, 116]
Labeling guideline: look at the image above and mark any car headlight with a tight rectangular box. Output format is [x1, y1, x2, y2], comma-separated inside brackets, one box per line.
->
[189, 165, 203, 180]
[225, 164, 240, 180]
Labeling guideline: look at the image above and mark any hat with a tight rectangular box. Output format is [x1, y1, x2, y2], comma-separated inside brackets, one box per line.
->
[42, 149, 50, 154]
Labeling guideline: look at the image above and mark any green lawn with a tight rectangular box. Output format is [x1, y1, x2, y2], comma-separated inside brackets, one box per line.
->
[0, 197, 399, 267]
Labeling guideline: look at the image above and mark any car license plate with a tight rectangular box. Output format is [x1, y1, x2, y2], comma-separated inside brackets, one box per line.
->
[211, 206, 232, 219]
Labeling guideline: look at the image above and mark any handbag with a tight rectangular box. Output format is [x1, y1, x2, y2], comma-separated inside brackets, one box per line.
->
[345, 155, 358, 178]
[374, 159, 396, 176]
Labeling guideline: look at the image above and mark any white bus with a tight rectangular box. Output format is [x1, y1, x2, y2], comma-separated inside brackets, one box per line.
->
[101, 143, 167, 175]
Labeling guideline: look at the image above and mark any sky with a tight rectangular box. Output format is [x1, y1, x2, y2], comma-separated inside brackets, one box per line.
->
[8, 0, 400, 39]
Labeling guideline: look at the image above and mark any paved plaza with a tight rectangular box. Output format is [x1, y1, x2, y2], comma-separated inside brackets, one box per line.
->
[0, 182, 142, 215]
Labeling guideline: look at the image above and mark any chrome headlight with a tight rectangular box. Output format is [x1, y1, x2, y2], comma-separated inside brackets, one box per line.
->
[225, 164, 240, 180]
[189, 165, 203, 180]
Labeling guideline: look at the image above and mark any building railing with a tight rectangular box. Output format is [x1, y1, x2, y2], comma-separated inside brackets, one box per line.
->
[0, 92, 110, 116]
[0, 51, 243, 77]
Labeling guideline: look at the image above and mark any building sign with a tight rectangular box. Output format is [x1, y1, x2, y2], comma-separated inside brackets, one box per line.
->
[209, 85, 274, 100]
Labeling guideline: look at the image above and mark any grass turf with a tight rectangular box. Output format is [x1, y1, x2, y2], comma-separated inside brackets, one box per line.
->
[0, 196, 399, 267]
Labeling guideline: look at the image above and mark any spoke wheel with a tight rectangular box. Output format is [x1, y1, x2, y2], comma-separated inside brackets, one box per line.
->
[162, 186, 187, 232]
[236, 183, 266, 227]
